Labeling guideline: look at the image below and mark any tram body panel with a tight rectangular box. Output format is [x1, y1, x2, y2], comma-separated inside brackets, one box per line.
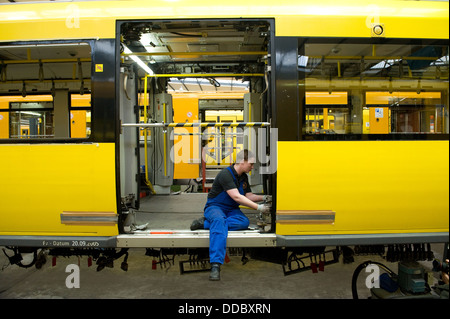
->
[0, 0, 448, 42]
[276, 140, 449, 235]
[0, 143, 118, 237]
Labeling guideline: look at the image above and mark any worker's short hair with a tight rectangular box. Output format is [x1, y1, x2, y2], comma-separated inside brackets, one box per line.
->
[236, 149, 256, 163]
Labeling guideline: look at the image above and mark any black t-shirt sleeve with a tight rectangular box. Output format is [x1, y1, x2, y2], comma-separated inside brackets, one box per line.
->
[220, 170, 239, 191]
[223, 170, 252, 194]
[208, 168, 237, 199]
[208, 167, 252, 199]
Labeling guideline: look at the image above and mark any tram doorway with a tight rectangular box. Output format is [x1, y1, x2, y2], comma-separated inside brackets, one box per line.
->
[118, 18, 275, 234]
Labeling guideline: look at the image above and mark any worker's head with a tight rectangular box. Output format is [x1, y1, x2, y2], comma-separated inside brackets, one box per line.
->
[235, 149, 255, 173]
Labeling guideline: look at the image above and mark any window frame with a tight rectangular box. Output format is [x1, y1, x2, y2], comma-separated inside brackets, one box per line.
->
[0, 40, 95, 144]
[297, 37, 449, 141]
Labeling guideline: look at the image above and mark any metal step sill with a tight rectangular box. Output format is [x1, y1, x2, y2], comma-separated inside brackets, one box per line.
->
[116, 229, 277, 248]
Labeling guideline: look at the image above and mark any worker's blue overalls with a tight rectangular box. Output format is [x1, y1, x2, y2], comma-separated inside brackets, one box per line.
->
[203, 166, 250, 264]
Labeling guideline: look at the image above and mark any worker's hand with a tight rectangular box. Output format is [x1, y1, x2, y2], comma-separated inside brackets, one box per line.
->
[257, 204, 271, 213]
[263, 195, 272, 203]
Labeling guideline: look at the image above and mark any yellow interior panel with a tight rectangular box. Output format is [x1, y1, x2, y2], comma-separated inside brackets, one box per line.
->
[368, 107, 389, 134]
[0, 0, 447, 42]
[366, 92, 442, 105]
[171, 92, 246, 178]
[363, 109, 370, 134]
[0, 112, 7, 139]
[0, 143, 118, 236]
[276, 140, 449, 235]
[306, 92, 348, 105]
[70, 110, 88, 138]
[172, 94, 200, 179]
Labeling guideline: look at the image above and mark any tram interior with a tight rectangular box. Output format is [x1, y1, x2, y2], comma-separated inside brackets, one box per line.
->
[118, 20, 273, 232]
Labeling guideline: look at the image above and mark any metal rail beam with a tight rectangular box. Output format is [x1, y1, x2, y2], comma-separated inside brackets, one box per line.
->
[122, 51, 267, 57]
[122, 122, 271, 128]
[141, 73, 264, 78]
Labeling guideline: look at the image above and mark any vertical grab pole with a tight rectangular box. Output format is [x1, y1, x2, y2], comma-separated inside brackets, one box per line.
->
[144, 74, 155, 194]
[163, 102, 167, 176]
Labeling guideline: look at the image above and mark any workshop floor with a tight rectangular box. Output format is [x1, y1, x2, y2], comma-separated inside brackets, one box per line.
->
[1, 244, 446, 299]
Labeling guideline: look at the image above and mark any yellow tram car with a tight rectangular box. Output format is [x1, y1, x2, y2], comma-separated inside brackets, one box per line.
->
[0, 0, 448, 271]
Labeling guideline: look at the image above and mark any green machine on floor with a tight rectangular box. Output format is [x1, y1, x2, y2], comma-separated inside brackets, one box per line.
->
[352, 260, 449, 299]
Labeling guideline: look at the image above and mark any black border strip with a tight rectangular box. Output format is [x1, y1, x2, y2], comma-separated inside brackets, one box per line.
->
[0, 235, 117, 248]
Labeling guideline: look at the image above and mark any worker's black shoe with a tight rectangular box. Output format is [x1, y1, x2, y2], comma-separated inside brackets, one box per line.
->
[209, 263, 221, 281]
[190, 217, 205, 231]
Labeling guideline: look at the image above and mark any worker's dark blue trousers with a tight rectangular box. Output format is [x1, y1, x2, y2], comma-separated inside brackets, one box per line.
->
[203, 167, 249, 264]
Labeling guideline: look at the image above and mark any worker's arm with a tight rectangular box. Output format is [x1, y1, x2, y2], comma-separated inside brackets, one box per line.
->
[226, 188, 259, 210]
[226, 189, 270, 213]
[245, 192, 264, 203]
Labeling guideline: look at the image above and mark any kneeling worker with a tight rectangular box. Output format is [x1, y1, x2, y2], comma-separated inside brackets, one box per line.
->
[191, 149, 271, 281]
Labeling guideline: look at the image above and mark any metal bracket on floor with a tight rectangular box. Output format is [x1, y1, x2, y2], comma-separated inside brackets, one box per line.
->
[282, 247, 339, 276]
[145, 248, 178, 270]
[179, 248, 210, 275]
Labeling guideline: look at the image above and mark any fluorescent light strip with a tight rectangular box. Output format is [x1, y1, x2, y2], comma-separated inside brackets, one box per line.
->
[123, 44, 154, 75]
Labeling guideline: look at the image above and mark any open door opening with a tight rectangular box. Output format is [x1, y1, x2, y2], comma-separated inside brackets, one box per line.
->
[118, 19, 274, 237]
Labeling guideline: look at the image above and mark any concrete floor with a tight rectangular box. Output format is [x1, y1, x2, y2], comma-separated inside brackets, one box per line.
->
[0, 244, 447, 300]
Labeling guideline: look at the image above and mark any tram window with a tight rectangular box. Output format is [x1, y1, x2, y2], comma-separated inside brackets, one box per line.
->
[0, 42, 92, 140]
[9, 101, 54, 138]
[298, 39, 449, 139]
[305, 92, 350, 134]
[305, 106, 350, 134]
